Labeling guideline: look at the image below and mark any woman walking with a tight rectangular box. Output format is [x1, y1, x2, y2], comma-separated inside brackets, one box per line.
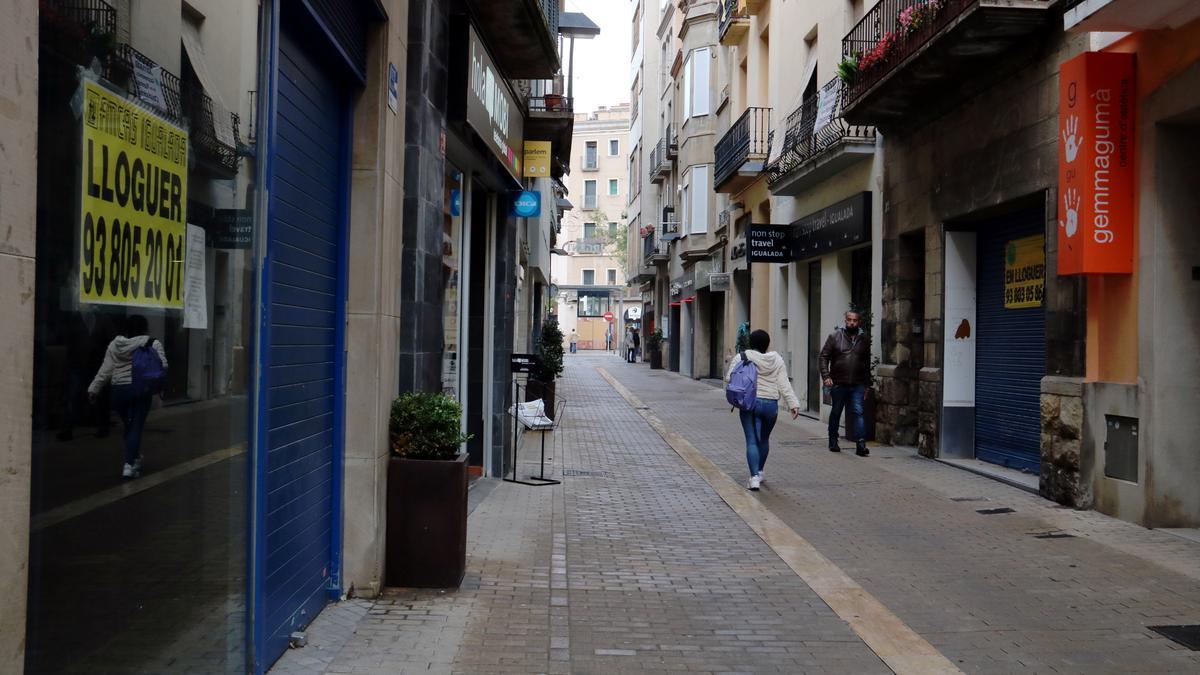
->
[88, 315, 168, 479]
[727, 329, 800, 491]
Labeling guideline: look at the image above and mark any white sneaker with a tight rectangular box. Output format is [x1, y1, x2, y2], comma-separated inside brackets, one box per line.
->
[758, 470, 765, 484]
[132, 456, 143, 474]
[122, 463, 138, 479]
[748, 475, 761, 491]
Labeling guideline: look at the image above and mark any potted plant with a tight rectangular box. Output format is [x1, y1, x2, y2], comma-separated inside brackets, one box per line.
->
[385, 392, 472, 588]
[646, 328, 664, 369]
[527, 317, 565, 418]
[543, 93, 565, 112]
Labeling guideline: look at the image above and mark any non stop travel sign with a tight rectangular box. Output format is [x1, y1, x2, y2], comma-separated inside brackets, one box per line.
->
[79, 80, 189, 308]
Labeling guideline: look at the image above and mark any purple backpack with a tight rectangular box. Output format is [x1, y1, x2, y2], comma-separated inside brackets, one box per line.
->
[131, 340, 166, 396]
[725, 352, 758, 412]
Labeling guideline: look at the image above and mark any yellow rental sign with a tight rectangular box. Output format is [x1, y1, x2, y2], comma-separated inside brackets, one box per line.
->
[523, 140, 551, 178]
[1004, 234, 1045, 309]
[79, 80, 189, 308]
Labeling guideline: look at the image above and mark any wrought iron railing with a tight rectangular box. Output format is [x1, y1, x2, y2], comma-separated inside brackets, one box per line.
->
[666, 123, 678, 158]
[768, 78, 875, 187]
[643, 232, 668, 265]
[719, 0, 749, 39]
[714, 106, 771, 188]
[107, 44, 184, 124]
[183, 71, 240, 175]
[39, 0, 117, 65]
[528, 94, 574, 113]
[841, 0, 977, 106]
[649, 137, 672, 181]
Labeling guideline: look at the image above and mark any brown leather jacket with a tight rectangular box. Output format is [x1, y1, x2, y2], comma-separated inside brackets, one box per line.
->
[819, 328, 871, 387]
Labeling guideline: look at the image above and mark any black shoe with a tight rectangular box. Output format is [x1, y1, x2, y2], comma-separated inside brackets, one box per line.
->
[828, 440, 842, 453]
[856, 442, 869, 457]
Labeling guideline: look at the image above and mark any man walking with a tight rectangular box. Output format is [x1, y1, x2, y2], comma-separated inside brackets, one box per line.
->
[819, 310, 871, 457]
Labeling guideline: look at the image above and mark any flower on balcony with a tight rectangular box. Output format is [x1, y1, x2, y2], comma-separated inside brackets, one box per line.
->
[640, 225, 654, 238]
[898, 0, 945, 36]
[857, 31, 898, 72]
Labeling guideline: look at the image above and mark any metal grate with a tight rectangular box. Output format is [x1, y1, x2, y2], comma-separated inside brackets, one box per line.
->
[1149, 625, 1200, 651]
[562, 469, 612, 477]
[976, 507, 1015, 515]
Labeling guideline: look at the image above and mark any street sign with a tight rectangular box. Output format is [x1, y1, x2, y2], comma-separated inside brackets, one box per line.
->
[603, 312, 614, 322]
[511, 353, 538, 374]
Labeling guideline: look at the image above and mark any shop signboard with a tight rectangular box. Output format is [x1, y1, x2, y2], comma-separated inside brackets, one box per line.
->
[792, 191, 871, 260]
[511, 190, 541, 218]
[709, 272, 731, 292]
[1057, 51, 1135, 275]
[747, 224, 792, 263]
[467, 25, 525, 182]
[211, 208, 254, 249]
[523, 140, 551, 177]
[1004, 235, 1045, 309]
[79, 80, 188, 308]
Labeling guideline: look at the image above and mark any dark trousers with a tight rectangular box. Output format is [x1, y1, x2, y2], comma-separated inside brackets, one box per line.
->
[829, 385, 866, 442]
[112, 384, 152, 465]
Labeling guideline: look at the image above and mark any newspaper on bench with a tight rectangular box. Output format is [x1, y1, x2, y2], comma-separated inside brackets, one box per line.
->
[511, 399, 555, 429]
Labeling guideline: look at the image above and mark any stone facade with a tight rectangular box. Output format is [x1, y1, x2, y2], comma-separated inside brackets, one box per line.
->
[1040, 377, 1086, 507]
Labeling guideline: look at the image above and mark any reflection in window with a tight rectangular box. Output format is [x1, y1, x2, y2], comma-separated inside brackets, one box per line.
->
[577, 290, 613, 317]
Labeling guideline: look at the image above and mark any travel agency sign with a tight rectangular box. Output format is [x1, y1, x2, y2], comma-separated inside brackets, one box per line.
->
[468, 26, 524, 182]
[1057, 51, 1135, 275]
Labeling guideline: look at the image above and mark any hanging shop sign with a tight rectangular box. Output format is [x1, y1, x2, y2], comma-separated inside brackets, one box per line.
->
[709, 272, 731, 292]
[523, 140, 551, 177]
[1004, 234, 1045, 309]
[467, 26, 525, 182]
[1058, 51, 1134, 275]
[792, 191, 871, 260]
[747, 224, 793, 263]
[211, 208, 253, 249]
[511, 190, 541, 218]
[79, 80, 188, 308]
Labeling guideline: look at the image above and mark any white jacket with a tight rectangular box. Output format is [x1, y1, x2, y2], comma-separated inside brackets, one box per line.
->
[726, 350, 801, 412]
[88, 335, 168, 395]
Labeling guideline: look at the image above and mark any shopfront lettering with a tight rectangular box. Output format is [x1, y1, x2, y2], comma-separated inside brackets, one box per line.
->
[466, 26, 524, 182]
[1058, 51, 1134, 274]
[791, 192, 871, 260]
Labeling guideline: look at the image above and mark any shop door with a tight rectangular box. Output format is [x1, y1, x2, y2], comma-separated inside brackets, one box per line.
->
[807, 262, 822, 413]
[975, 215, 1045, 472]
[669, 305, 681, 371]
[709, 292, 725, 378]
[260, 24, 349, 667]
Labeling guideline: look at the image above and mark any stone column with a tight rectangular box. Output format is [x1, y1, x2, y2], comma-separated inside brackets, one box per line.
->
[0, 1, 37, 669]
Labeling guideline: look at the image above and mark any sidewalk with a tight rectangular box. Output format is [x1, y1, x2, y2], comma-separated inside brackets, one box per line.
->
[271, 354, 1200, 674]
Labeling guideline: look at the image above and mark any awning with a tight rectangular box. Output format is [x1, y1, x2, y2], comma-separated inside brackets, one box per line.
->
[181, 23, 236, 147]
[559, 12, 601, 38]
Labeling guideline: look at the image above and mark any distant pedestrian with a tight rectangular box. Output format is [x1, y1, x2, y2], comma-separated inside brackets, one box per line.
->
[628, 328, 640, 363]
[819, 310, 871, 457]
[726, 330, 800, 491]
[569, 329, 578, 354]
[606, 324, 614, 352]
[88, 315, 168, 479]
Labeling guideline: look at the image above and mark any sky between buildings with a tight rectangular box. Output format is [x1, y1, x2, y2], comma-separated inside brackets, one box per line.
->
[565, 0, 632, 114]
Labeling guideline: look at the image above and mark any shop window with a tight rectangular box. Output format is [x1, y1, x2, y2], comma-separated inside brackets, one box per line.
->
[578, 290, 613, 317]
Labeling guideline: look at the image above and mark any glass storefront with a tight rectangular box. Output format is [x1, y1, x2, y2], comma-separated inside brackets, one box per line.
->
[28, 1, 260, 671]
[443, 167, 464, 399]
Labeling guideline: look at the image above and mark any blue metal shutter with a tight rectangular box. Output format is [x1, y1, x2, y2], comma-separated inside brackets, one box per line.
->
[261, 25, 347, 667]
[974, 212, 1045, 473]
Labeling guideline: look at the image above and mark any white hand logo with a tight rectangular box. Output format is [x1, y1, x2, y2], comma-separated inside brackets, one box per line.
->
[1062, 115, 1082, 163]
[1060, 188, 1080, 238]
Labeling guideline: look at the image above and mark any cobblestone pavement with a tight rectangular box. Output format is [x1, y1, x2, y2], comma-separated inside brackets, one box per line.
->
[272, 354, 1200, 674]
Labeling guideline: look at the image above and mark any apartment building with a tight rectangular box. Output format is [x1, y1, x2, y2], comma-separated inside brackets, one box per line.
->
[554, 105, 639, 350]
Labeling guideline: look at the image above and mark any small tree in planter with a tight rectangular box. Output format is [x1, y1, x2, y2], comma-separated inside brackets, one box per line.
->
[528, 317, 565, 418]
[386, 392, 472, 588]
[645, 328, 664, 369]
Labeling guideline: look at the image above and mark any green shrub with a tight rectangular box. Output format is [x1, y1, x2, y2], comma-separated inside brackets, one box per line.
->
[645, 328, 664, 352]
[533, 317, 565, 381]
[389, 392, 471, 460]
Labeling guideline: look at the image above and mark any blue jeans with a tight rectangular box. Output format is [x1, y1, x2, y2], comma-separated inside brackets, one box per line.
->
[739, 399, 778, 476]
[112, 384, 152, 466]
[829, 385, 866, 443]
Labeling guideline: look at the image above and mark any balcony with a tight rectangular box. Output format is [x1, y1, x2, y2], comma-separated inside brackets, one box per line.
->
[39, 0, 117, 68]
[643, 232, 670, 266]
[649, 138, 672, 184]
[665, 123, 678, 159]
[107, 44, 184, 125]
[1064, 0, 1200, 31]
[840, 0, 1054, 129]
[768, 78, 875, 196]
[660, 206, 682, 242]
[521, 77, 574, 176]
[183, 77, 241, 178]
[719, 0, 750, 45]
[465, 0, 560, 79]
[714, 107, 771, 194]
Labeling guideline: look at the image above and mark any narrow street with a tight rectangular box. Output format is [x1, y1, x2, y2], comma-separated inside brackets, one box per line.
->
[271, 355, 1200, 675]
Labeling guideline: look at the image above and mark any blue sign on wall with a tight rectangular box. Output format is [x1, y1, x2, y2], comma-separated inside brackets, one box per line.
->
[450, 188, 462, 216]
[511, 190, 541, 218]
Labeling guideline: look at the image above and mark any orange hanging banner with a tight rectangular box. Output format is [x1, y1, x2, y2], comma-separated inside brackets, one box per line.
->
[1057, 51, 1136, 275]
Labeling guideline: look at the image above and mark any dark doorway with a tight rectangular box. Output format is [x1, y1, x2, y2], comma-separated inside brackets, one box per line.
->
[709, 291, 725, 378]
[807, 261, 823, 414]
[669, 305, 681, 372]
